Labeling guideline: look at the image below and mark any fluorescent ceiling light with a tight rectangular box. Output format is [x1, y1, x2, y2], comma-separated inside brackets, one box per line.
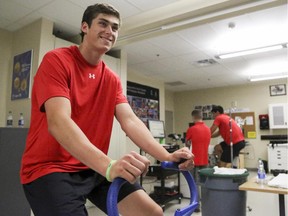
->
[118, 27, 163, 41]
[218, 44, 286, 59]
[249, 73, 288, 82]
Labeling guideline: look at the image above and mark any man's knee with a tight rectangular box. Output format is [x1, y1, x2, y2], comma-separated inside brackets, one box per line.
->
[150, 204, 163, 216]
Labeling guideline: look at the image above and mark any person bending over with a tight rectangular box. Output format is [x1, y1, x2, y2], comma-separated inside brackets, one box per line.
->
[20, 3, 194, 216]
[210, 105, 245, 167]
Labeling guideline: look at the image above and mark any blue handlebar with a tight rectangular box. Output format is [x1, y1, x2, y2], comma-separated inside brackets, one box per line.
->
[106, 162, 199, 216]
[161, 162, 199, 216]
[106, 178, 126, 216]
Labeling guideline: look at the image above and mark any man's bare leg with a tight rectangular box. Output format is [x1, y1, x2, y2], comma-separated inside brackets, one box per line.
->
[218, 161, 232, 168]
[118, 190, 163, 216]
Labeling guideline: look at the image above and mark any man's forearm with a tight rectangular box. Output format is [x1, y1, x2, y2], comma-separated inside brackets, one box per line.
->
[211, 131, 220, 138]
[123, 117, 171, 162]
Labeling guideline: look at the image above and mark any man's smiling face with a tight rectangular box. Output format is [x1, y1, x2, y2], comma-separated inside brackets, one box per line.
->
[81, 13, 120, 53]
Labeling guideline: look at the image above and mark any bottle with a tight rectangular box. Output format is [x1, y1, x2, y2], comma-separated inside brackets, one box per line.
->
[18, 113, 24, 127]
[6, 111, 13, 127]
[257, 159, 266, 184]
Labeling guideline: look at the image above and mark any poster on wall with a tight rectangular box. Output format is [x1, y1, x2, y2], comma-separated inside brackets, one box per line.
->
[194, 104, 216, 120]
[127, 81, 159, 126]
[11, 50, 33, 100]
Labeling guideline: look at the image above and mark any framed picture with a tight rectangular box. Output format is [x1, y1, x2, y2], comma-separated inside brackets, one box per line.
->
[11, 50, 33, 100]
[194, 104, 216, 120]
[127, 81, 159, 127]
[269, 84, 286, 96]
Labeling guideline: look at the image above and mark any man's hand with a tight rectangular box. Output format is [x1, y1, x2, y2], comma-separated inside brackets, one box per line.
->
[169, 147, 194, 170]
[109, 151, 150, 184]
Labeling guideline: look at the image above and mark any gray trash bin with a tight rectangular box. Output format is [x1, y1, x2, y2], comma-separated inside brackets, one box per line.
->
[199, 168, 249, 216]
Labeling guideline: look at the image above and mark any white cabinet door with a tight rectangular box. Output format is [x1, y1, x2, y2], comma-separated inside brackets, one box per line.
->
[103, 55, 126, 160]
[269, 103, 288, 129]
[268, 144, 288, 172]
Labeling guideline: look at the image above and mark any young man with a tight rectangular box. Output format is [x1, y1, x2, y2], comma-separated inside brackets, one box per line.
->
[185, 110, 211, 212]
[20, 3, 193, 216]
[210, 105, 245, 167]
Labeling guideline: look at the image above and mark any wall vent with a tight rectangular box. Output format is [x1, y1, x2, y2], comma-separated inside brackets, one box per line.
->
[194, 58, 218, 67]
[165, 81, 186, 86]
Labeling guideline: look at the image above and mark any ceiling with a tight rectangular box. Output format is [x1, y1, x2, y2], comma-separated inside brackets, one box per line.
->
[0, 0, 287, 91]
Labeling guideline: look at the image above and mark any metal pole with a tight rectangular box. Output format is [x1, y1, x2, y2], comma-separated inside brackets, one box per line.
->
[229, 108, 233, 166]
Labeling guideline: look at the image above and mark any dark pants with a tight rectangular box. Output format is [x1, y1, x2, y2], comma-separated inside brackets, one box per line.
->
[220, 140, 246, 163]
[23, 169, 142, 216]
[190, 165, 207, 210]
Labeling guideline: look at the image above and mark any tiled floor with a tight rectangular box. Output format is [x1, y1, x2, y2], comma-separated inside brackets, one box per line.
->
[88, 191, 284, 216]
[87, 171, 286, 216]
[169, 171, 285, 216]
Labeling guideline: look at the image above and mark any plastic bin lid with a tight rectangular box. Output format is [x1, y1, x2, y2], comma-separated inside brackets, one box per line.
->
[199, 168, 249, 178]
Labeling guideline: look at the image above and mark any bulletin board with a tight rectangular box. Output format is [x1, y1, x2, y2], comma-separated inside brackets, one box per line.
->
[231, 112, 256, 139]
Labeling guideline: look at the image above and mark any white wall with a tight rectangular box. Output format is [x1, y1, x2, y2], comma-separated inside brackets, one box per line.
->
[165, 89, 175, 112]
[0, 29, 13, 126]
[173, 79, 288, 168]
[165, 89, 175, 138]
[104, 52, 127, 160]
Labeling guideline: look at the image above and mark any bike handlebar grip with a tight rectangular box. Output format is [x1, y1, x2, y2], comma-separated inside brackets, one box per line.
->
[160, 159, 187, 170]
[161, 161, 179, 170]
[107, 178, 126, 216]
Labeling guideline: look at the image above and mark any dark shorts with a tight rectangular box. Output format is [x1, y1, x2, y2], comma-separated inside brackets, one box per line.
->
[220, 140, 246, 163]
[23, 169, 142, 216]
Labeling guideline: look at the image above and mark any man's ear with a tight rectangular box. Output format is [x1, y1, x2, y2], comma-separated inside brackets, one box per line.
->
[81, 22, 89, 34]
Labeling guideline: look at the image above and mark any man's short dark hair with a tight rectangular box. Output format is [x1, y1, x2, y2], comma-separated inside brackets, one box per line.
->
[191, 110, 203, 119]
[80, 3, 121, 41]
[211, 105, 224, 114]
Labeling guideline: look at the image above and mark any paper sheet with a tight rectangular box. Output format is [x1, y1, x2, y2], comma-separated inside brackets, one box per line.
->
[268, 174, 288, 189]
[245, 116, 254, 125]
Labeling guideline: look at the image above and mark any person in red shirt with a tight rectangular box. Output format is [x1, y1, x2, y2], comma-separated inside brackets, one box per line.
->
[210, 105, 245, 167]
[186, 109, 211, 212]
[186, 110, 211, 167]
[20, 3, 194, 216]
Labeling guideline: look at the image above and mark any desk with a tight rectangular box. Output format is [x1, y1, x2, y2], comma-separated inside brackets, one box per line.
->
[239, 177, 288, 216]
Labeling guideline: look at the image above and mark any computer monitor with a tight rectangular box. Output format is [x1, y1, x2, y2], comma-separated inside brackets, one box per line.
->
[148, 120, 165, 138]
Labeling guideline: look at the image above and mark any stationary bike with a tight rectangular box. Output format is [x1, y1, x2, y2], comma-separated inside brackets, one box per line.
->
[106, 161, 199, 216]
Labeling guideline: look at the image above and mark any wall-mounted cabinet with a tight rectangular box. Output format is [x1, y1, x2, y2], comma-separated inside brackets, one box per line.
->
[269, 103, 288, 129]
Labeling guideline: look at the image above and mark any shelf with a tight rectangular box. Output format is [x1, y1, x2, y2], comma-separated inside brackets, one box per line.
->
[149, 192, 182, 209]
[139, 145, 181, 211]
[146, 165, 178, 178]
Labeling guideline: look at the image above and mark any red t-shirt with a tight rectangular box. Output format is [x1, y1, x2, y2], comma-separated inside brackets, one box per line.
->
[213, 114, 244, 145]
[186, 122, 211, 166]
[20, 46, 127, 184]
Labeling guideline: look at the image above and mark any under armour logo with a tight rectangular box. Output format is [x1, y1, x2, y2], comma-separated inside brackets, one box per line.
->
[89, 73, 95, 79]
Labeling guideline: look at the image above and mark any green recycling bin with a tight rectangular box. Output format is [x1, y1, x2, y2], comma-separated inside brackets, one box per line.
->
[199, 168, 249, 216]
